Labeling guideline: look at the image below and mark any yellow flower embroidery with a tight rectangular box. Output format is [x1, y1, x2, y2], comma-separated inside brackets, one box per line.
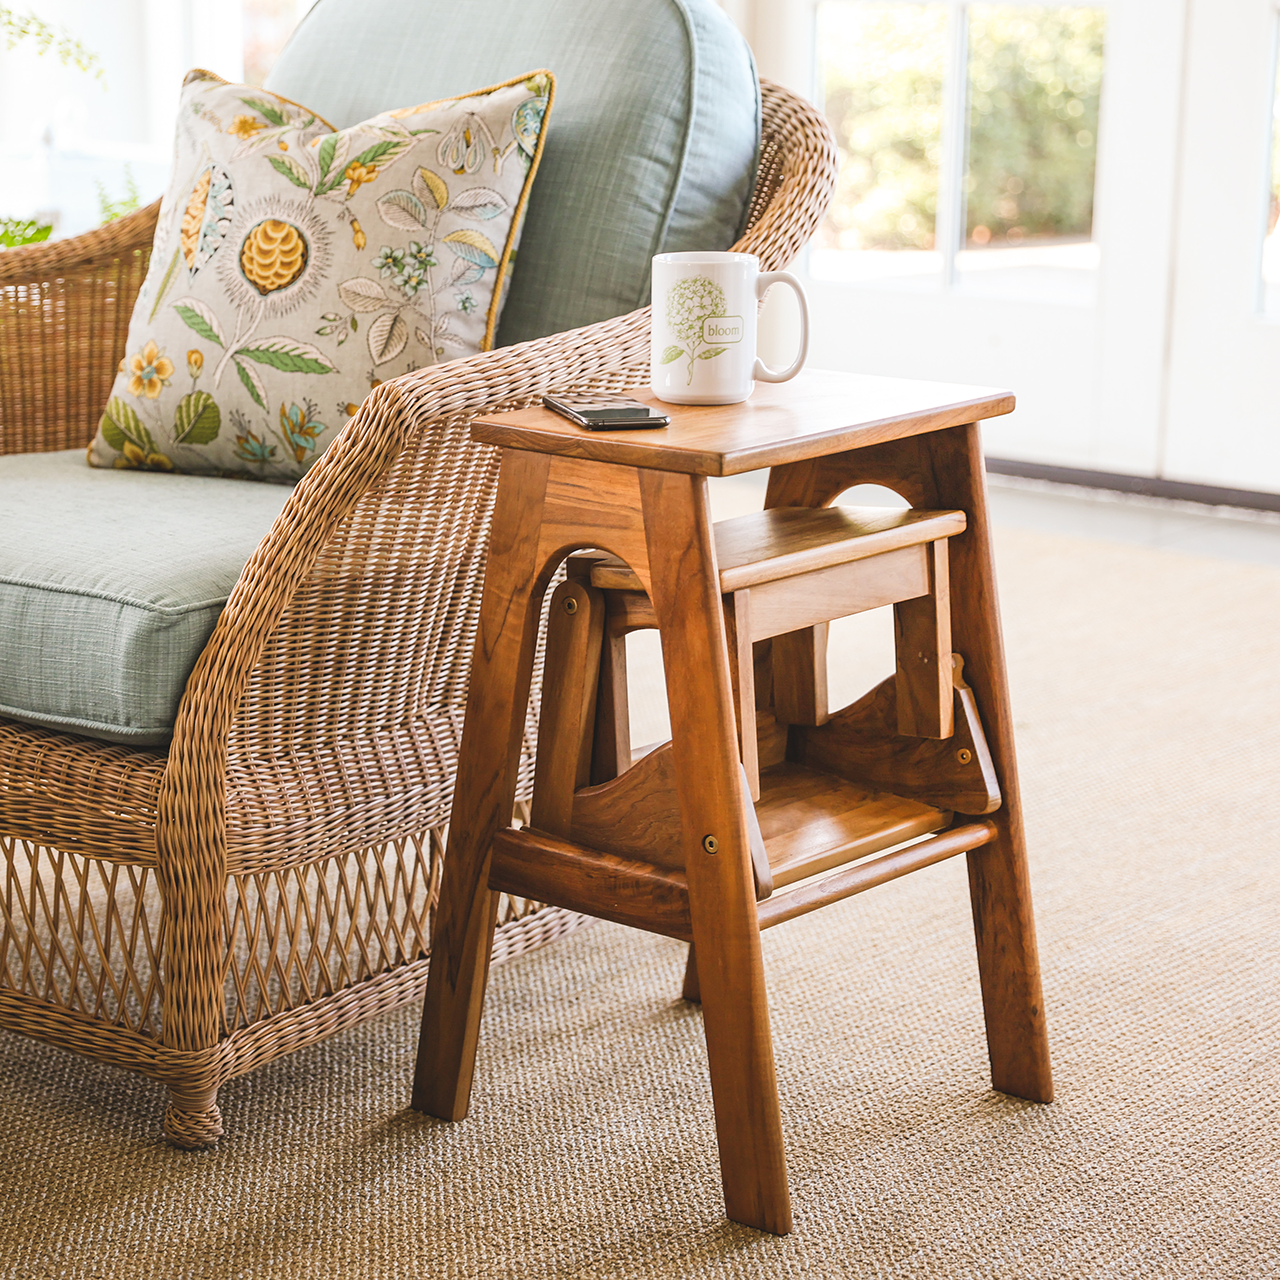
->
[351, 218, 366, 250]
[115, 440, 173, 471]
[229, 115, 264, 140]
[127, 340, 174, 399]
[344, 161, 377, 195]
[187, 349, 203, 379]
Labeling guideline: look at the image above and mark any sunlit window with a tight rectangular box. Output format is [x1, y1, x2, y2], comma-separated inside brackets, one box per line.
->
[814, 0, 1106, 303]
[244, 0, 313, 88]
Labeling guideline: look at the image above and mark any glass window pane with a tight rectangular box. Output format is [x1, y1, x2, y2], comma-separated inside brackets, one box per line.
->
[965, 6, 1106, 249]
[814, 2, 947, 282]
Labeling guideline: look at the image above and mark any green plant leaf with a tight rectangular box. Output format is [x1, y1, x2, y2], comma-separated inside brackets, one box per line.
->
[174, 390, 221, 444]
[696, 347, 728, 360]
[241, 96, 287, 128]
[660, 345, 684, 365]
[172, 297, 225, 346]
[234, 358, 267, 410]
[267, 154, 312, 189]
[98, 396, 145, 450]
[236, 336, 337, 375]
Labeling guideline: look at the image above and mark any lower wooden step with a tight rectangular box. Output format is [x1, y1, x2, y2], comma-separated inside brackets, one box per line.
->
[757, 763, 950, 887]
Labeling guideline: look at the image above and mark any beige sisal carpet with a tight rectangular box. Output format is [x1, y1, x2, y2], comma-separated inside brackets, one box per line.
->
[2, 523, 1279, 1278]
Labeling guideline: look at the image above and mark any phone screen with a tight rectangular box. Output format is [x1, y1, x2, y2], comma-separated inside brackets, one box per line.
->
[542, 394, 670, 430]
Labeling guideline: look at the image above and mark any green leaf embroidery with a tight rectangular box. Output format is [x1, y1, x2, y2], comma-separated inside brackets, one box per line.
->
[350, 139, 405, 171]
[660, 345, 684, 365]
[240, 96, 287, 128]
[316, 134, 338, 180]
[149, 248, 182, 322]
[234, 358, 267, 410]
[236, 336, 337, 375]
[267, 154, 312, 189]
[173, 300, 225, 346]
[696, 347, 728, 360]
[99, 396, 146, 451]
[174, 390, 222, 444]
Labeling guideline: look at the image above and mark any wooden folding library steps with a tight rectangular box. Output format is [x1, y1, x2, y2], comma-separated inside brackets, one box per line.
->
[413, 371, 1053, 1236]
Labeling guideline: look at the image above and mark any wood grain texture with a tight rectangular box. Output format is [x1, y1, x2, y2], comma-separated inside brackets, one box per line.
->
[588, 506, 966, 594]
[762, 428, 1052, 1104]
[488, 827, 693, 941]
[798, 659, 1000, 816]
[640, 468, 791, 1234]
[893, 540, 954, 738]
[716, 505, 965, 591]
[570, 743, 684, 871]
[771, 624, 829, 727]
[590, 631, 631, 785]
[756, 820, 998, 930]
[725, 591, 761, 800]
[745, 545, 928, 641]
[755, 763, 949, 887]
[530, 580, 606, 836]
[474, 371, 1014, 476]
[413, 449, 553, 1120]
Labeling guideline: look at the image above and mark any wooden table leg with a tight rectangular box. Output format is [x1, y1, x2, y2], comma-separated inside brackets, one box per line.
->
[641, 469, 793, 1235]
[413, 449, 554, 1120]
[925, 424, 1053, 1103]
[764, 428, 1053, 1105]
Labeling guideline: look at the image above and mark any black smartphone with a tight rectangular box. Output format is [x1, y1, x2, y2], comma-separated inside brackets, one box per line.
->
[542, 393, 670, 430]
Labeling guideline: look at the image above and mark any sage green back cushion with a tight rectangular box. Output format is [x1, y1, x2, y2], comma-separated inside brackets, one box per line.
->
[264, 0, 760, 347]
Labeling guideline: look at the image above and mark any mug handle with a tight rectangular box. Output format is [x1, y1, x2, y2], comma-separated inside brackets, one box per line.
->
[752, 271, 810, 384]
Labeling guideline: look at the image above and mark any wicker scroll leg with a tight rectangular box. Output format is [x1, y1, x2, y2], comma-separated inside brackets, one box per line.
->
[413, 449, 554, 1119]
[164, 1086, 224, 1148]
[640, 469, 792, 1236]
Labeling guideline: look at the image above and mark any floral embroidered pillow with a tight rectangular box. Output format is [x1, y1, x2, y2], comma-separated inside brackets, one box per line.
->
[89, 67, 554, 481]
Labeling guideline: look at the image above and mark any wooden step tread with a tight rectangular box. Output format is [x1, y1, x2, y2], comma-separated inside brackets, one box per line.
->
[756, 762, 950, 888]
[589, 504, 966, 593]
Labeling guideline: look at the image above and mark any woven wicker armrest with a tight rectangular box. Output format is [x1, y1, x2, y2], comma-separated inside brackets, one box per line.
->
[0, 201, 162, 456]
[156, 313, 650, 1047]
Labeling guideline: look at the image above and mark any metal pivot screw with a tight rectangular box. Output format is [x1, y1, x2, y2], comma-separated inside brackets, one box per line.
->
[563, 596, 578, 614]
[956, 748, 973, 765]
[702, 834, 719, 854]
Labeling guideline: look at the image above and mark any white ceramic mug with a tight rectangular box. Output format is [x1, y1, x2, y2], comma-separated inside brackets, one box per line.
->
[650, 251, 810, 405]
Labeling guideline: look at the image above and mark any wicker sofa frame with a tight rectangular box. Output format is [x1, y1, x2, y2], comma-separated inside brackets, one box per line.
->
[0, 81, 837, 1147]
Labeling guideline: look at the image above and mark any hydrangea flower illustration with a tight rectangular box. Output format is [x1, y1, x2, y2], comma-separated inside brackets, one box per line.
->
[661, 275, 730, 385]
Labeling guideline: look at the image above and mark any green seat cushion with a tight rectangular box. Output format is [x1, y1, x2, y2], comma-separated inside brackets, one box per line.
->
[0, 451, 291, 745]
[265, 0, 760, 348]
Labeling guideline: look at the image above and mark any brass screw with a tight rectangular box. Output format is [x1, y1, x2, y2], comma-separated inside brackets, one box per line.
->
[563, 596, 578, 614]
[702, 834, 719, 854]
[957, 748, 973, 764]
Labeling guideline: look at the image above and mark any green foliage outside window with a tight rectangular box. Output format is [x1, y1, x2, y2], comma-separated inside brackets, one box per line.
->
[96, 167, 141, 224]
[0, 5, 102, 79]
[820, 4, 1105, 252]
[0, 217, 52, 248]
[967, 7, 1104, 245]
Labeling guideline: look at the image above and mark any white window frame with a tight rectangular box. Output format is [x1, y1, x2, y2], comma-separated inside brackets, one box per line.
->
[813, 0, 1109, 288]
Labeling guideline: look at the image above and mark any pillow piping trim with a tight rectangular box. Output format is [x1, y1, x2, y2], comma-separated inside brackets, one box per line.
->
[186, 65, 557, 353]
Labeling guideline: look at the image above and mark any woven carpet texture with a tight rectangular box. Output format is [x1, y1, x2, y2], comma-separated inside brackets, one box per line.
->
[2, 522, 1278, 1278]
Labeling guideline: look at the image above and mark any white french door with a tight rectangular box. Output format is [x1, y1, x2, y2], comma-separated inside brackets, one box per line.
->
[737, 0, 1280, 496]
[1160, 0, 1280, 494]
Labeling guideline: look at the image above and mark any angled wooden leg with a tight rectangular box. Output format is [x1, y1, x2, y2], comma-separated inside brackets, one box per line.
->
[641, 469, 792, 1235]
[764, 430, 1052, 1104]
[413, 450, 553, 1120]
[924, 425, 1052, 1103]
[682, 945, 701, 1003]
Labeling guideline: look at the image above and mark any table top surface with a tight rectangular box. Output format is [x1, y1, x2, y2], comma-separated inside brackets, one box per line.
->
[472, 369, 1014, 476]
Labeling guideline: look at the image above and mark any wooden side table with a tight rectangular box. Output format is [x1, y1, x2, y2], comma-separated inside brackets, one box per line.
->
[412, 369, 1052, 1236]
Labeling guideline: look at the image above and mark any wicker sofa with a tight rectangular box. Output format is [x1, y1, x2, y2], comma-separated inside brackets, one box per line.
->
[0, 68, 835, 1144]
